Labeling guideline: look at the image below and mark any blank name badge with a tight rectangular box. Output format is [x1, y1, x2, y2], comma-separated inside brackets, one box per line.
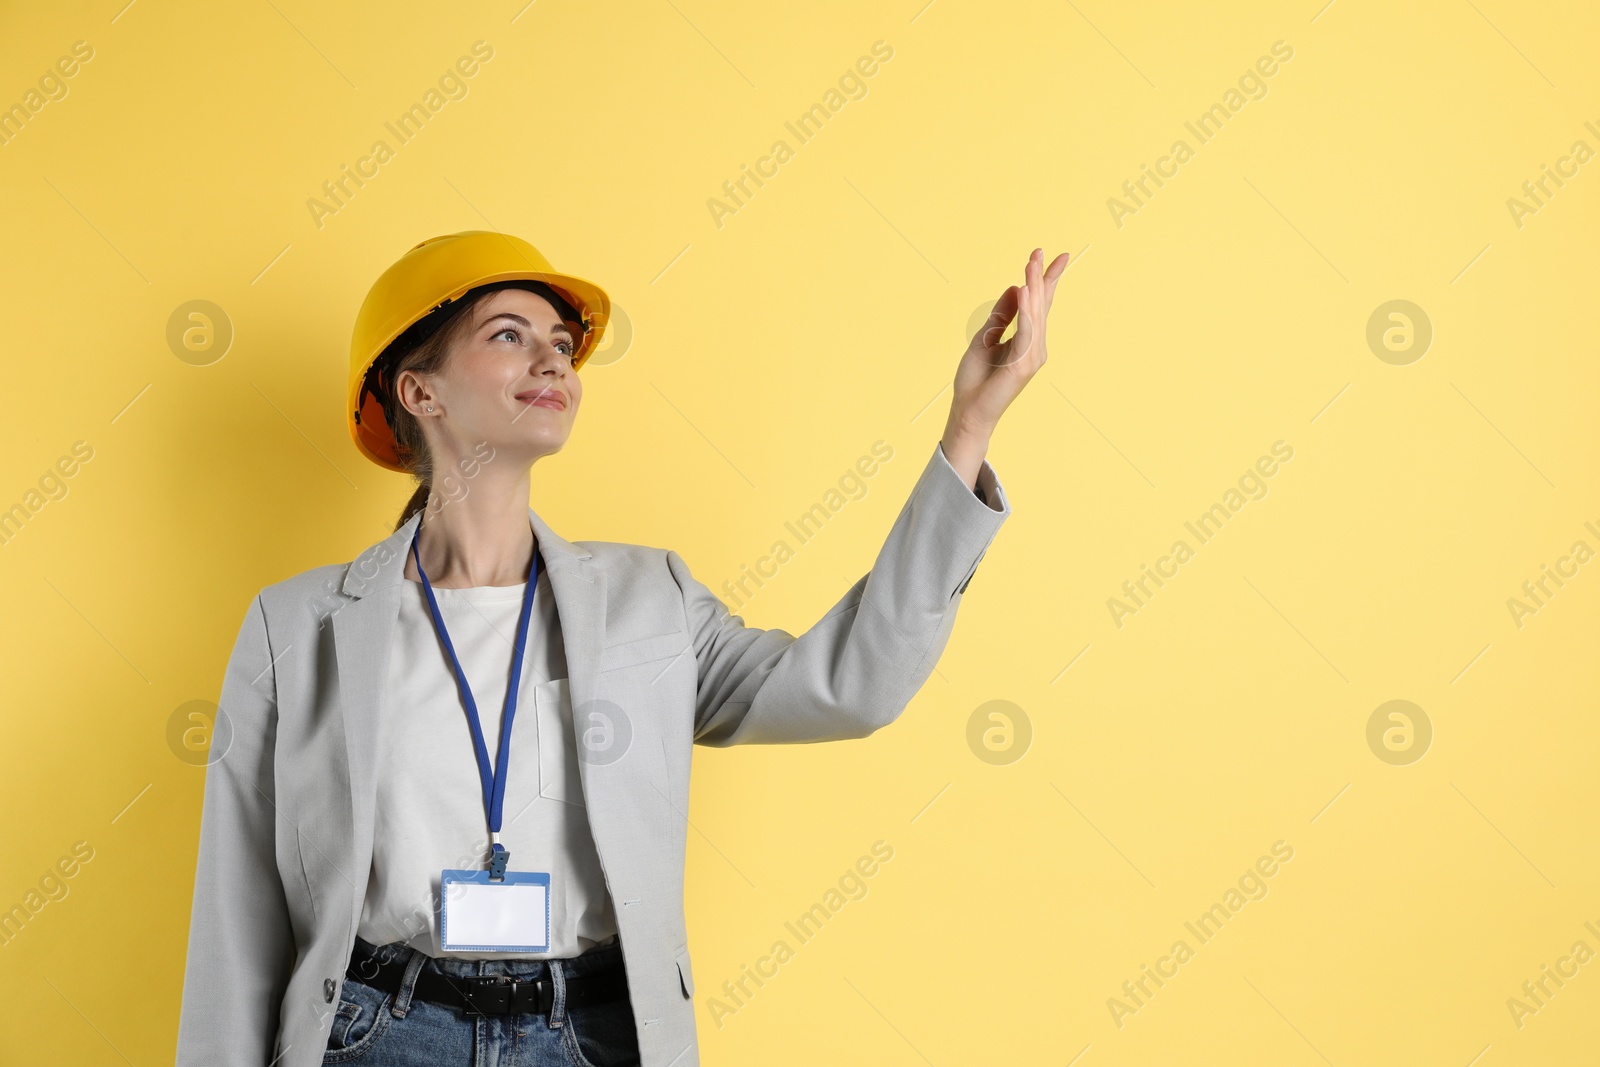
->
[439, 869, 551, 952]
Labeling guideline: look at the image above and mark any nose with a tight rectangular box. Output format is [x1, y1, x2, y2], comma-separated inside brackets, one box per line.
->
[532, 345, 570, 374]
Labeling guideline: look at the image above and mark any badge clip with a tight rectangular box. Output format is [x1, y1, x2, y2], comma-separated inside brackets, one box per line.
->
[488, 842, 510, 882]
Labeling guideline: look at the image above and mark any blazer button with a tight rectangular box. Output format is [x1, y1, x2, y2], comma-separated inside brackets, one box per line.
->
[324, 978, 336, 1002]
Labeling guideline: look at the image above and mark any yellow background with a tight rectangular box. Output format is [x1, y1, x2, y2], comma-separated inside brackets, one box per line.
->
[2, 0, 1596, 1063]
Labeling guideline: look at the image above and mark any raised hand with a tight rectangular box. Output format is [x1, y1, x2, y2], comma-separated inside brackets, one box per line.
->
[940, 247, 1070, 486]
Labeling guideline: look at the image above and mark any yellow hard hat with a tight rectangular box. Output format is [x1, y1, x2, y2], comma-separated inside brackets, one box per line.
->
[347, 230, 610, 472]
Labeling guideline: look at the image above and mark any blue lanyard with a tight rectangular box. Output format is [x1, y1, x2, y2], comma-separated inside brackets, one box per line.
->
[409, 522, 541, 881]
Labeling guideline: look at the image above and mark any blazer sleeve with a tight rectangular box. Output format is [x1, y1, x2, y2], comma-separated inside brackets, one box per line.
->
[175, 594, 296, 1067]
[666, 440, 1011, 745]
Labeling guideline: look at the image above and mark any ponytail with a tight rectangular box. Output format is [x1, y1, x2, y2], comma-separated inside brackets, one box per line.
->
[395, 483, 430, 531]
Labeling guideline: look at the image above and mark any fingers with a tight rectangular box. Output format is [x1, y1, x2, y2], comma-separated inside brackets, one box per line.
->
[1044, 252, 1069, 294]
[979, 285, 1019, 348]
[977, 247, 1067, 359]
[1010, 285, 1034, 365]
[1027, 249, 1044, 343]
[1028, 246, 1048, 311]
[1012, 252, 1033, 343]
[1019, 248, 1061, 367]
[1040, 250, 1070, 314]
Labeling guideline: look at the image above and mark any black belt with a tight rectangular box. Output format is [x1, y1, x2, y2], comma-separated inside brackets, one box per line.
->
[346, 945, 629, 1017]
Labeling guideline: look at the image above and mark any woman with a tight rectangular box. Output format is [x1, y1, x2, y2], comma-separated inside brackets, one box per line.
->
[175, 231, 1068, 1067]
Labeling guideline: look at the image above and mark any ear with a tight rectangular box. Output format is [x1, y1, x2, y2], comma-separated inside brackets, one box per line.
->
[392, 367, 435, 415]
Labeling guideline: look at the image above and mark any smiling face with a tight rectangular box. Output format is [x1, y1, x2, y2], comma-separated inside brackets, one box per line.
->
[395, 287, 584, 471]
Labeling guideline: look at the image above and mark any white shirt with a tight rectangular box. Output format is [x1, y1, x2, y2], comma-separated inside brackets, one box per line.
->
[356, 566, 619, 959]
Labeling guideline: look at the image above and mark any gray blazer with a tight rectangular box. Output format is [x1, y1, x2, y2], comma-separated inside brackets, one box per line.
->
[175, 441, 1009, 1067]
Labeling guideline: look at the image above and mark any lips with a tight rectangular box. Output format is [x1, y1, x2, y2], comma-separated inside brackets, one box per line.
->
[515, 388, 566, 411]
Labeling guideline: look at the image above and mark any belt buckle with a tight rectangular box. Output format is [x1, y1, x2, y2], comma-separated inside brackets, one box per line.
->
[460, 975, 515, 1015]
[458, 974, 544, 1016]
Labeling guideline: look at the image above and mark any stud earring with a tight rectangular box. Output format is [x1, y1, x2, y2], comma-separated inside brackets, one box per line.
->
[426, 405, 434, 412]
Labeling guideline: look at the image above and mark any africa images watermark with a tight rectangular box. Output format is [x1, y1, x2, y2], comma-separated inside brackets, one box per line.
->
[1504, 516, 1600, 630]
[706, 40, 895, 229]
[1504, 117, 1600, 230]
[298, 441, 500, 634]
[1106, 440, 1295, 628]
[717, 440, 896, 616]
[1107, 839, 1295, 1028]
[1107, 40, 1295, 228]
[704, 840, 895, 1028]
[1504, 918, 1600, 1030]
[0, 440, 96, 549]
[0, 840, 96, 948]
[306, 40, 496, 229]
[0, 40, 95, 149]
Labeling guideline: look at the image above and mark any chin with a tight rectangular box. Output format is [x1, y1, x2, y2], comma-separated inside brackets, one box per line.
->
[510, 431, 573, 463]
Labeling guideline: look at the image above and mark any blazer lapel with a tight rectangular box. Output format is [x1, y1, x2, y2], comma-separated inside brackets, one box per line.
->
[331, 505, 608, 938]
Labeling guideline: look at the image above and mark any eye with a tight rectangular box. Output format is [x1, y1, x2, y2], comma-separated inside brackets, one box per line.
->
[492, 326, 522, 344]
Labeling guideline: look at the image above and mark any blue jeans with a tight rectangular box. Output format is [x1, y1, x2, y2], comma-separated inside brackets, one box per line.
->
[322, 935, 642, 1066]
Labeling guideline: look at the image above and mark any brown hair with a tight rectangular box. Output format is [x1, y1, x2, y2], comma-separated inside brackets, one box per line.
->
[366, 280, 582, 531]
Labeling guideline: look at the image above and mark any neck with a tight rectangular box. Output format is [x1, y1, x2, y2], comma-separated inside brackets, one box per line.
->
[406, 462, 537, 588]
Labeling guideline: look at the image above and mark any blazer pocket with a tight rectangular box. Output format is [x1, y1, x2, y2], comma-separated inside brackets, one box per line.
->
[674, 947, 695, 998]
[533, 679, 584, 806]
[295, 827, 318, 924]
[952, 547, 988, 600]
[600, 629, 691, 671]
